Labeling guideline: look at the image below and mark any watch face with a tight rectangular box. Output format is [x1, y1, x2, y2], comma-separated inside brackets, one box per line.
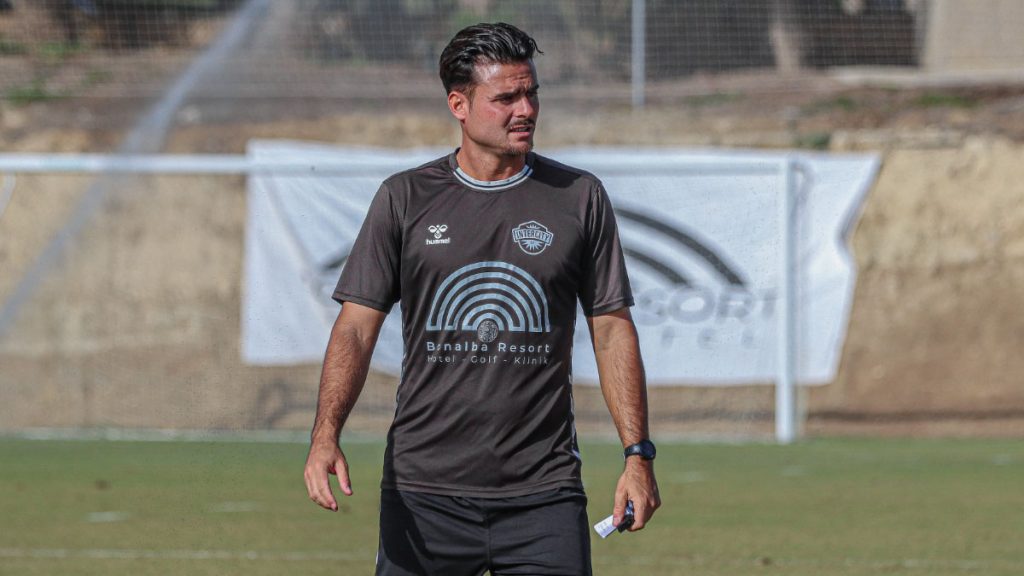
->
[640, 440, 656, 459]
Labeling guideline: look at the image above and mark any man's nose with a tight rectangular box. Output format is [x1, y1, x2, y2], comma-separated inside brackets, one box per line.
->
[514, 95, 537, 117]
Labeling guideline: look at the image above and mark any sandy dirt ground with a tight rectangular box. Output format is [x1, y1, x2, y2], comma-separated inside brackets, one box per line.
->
[2, 6, 1023, 437]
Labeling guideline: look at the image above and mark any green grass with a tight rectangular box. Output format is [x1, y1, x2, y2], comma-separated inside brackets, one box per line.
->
[4, 80, 63, 106]
[793, 131, 832, 150]
[912, 93, 979, 109]
[1, 437, 1023, 575]
[3, 68, 109, 106]
[680, 92, 745, 108]
[803, 95, 860, 114]
[36, 42, 82, 65]
[0, 36, 28, 56]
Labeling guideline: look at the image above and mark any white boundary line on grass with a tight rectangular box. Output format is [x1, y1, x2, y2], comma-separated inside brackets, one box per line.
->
[1, 427, 639, 445]
[2, 548, 1020, 571]
[592, 554, 1024, 572]
[3, 427, 351, 444]
[0, 548, 366, 562]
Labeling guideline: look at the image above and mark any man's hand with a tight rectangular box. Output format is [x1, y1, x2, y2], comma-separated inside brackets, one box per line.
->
[304, 440, 352, 512]
[613, 459, 661, 531]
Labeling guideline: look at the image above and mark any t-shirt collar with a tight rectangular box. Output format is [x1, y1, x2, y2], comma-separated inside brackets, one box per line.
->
[449, 149, 534, 192]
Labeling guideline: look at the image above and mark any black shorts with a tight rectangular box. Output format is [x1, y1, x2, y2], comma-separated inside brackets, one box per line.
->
[376, 487, 592, 576]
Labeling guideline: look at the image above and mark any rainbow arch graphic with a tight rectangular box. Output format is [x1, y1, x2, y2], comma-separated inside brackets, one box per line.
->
[426, 261, 550, 334]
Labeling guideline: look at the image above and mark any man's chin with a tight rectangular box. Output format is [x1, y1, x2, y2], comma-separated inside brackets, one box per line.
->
[502, 141, 534, 157]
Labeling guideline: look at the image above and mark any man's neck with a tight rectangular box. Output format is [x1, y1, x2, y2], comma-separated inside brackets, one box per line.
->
[455, 145, 528, 182]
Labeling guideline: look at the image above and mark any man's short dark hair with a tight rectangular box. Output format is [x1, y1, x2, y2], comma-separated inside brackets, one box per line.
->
[439, 22, 541, 95]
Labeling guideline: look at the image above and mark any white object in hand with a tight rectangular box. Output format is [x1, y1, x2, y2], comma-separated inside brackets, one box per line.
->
[593, 513, 619, 538]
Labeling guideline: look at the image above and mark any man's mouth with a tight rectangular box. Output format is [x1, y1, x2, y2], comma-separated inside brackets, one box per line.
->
[509, 124, 533, 134]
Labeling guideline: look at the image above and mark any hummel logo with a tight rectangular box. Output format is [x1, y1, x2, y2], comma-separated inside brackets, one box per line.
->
[426, 224, 451, 246]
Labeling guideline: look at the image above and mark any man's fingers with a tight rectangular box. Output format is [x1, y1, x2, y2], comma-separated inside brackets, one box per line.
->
[628, 500, 648, 531]
[628, 494, 660, 532]
[319, 471, 339, 511]
[304, 463, 338, 511]
[304, 446, 353, 512]
[335, 456, 353, 496]
[616, 461, 660, 532]
[304, 468, 331, 510]
[612, 487, 628, 526]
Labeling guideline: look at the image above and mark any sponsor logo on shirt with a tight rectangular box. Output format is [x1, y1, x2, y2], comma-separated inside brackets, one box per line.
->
[426, 224, 450, 245]
[423, 261, 553, 367]
[426, 261, 550, 337]
[512, 221, 553, 255]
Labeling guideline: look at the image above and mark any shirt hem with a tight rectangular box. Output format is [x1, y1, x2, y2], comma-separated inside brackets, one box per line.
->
[381, 477, 584, 499]
[585, 296, 635, 317]
[332, 290, 394, 313]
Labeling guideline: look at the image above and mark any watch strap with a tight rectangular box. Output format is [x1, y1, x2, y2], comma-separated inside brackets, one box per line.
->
[623, 439, 656, 461]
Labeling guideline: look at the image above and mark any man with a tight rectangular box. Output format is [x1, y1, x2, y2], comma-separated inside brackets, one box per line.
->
[304, 22, 660, 575]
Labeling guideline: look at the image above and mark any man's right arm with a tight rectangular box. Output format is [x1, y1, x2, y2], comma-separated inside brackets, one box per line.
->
[304, 301, 387, 512]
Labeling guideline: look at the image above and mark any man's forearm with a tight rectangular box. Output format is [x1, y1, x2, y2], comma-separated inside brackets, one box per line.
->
[310, 310, 381, 445]
[589, 310, 650, 446]
[590, 309, 660, 531]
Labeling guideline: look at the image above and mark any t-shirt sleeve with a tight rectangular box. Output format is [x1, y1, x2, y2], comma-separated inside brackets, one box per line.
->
[578, 181, 634, 316]
[332, 182, 402, 312]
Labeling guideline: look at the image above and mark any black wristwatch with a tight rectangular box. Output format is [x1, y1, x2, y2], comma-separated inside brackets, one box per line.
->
[623, 439, 656, 461]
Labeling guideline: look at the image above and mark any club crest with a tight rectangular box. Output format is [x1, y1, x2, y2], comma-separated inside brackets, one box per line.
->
[512, 221, 553, 255]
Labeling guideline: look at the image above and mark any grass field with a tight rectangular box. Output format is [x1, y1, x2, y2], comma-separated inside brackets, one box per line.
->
[1, 437, 1022, 575]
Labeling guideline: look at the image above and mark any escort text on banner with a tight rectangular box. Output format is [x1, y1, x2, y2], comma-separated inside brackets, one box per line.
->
[242, 141, 879, 385]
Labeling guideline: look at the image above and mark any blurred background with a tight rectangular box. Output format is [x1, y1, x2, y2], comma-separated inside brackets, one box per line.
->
[1, 0, 1023, 441]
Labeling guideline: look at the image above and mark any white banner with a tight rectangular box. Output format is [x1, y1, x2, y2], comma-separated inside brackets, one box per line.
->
[243, 141, 879, 385]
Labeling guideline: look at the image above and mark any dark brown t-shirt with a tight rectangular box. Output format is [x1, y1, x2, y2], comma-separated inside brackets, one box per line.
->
[333, 151, 633, 497]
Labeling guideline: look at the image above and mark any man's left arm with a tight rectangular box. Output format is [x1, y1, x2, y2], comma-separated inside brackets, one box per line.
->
[587, 307, 661, 531]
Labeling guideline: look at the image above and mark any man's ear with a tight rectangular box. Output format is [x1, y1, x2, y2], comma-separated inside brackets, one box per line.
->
[448, 90, 470, 121]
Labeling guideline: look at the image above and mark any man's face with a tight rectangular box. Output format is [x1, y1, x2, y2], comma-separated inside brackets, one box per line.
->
[450, 60, 540, 157]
